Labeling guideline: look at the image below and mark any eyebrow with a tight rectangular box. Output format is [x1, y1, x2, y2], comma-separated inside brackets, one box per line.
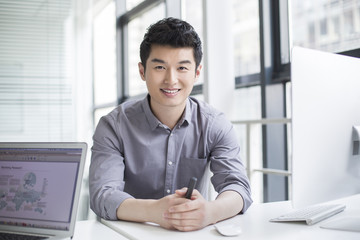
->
[179, 60, 192, 65]
[151, 58, 165, 64]
[150, 58, 192, 65]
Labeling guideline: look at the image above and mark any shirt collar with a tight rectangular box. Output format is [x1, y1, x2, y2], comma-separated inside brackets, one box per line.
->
[142, 95, 160, 130]
[181, 98, 191, 127]
[141, 95, 191, 130]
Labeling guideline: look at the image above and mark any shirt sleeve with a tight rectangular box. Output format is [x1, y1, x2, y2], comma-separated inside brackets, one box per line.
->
[208, 113, 253, 213]
[89, 111, 133, 220]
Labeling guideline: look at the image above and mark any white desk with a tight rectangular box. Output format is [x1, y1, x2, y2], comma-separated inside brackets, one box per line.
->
[72, 220, 127, 240]
[101, 194, 360, 240]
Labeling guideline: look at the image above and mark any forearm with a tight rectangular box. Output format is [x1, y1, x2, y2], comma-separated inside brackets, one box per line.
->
[208, 190, 244, 224]
[116, 198, 158, 223]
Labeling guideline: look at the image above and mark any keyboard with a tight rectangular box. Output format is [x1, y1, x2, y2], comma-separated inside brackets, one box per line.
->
[0, 232, 48, 240]
[270, 204, 346, 225]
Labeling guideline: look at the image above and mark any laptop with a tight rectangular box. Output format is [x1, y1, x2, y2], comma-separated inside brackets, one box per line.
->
[0, 142, 87, 239]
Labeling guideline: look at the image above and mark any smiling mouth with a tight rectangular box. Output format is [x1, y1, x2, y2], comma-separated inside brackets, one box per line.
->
[161, 89, 180, 94]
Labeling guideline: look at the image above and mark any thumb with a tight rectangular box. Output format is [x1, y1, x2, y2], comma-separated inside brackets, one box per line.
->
[175, 187, 187, 197]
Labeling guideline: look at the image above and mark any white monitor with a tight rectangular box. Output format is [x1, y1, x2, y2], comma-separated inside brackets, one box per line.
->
[291, 46, 360, 209]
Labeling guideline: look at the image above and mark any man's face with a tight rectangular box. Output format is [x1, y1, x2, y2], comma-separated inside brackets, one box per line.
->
[138, 44, 201, 113]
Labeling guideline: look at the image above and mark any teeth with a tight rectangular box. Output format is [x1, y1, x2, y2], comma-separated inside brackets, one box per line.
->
[162, 89, 179, 94]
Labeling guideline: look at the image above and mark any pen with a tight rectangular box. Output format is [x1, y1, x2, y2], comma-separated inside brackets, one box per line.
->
[185, 177, 197, 199]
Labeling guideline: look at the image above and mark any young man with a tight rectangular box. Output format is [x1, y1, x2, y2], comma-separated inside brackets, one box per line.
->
[89, 17, 252, 231]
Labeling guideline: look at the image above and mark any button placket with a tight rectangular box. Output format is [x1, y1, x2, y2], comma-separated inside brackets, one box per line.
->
[164, 130, 176, 195]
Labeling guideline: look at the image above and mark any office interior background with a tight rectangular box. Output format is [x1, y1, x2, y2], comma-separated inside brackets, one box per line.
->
[1, 0, 360, 220]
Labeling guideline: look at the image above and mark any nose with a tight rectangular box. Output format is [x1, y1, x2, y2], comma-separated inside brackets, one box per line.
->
[164, 68, 178, 85]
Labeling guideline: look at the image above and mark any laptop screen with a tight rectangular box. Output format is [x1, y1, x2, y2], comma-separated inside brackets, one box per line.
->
[0, 145, 84, 234]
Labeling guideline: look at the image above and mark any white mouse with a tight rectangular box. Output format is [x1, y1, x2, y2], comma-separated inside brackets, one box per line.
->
[214, 224, 242, 237]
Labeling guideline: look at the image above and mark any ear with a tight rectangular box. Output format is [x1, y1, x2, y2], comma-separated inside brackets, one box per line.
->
[138, 62, 146, 81]
[194, 64, 202, 82]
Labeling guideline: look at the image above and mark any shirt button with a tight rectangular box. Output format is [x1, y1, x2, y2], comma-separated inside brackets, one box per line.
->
[166, 189, 171, 194]
[168, 161, 173, 165]
[170, 133, 173, 137]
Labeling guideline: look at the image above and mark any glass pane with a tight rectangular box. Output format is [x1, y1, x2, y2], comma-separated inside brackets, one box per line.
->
[279, 1, 290, 64]
[232, 87, 262, 121]
[128, 3, 165, 97]
[232, 0, 260, 77]
[93, 1, 117, 105]
[231, 86, 263, 203]
[291, 0, 360, 53]
[182, 0, 204, 85]
[126, 0, 144, 10]
[94, 107, 116, 127]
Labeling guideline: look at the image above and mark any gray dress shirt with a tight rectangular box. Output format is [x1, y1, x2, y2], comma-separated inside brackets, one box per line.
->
[89, 95, 252, 220]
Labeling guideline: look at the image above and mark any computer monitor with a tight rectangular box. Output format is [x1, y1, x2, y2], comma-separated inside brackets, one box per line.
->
[291, 46, 360, 209]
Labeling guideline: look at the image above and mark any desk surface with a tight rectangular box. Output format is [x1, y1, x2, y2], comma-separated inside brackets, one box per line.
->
[101, 194, 360, 240]
[72, 220, 127, 240]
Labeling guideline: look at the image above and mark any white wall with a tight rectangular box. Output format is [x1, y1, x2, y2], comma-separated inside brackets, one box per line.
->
[74, 0, 95, 220]
[202, 0, 235, 117]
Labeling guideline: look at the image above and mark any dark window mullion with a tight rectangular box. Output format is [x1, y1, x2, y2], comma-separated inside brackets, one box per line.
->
[259, 0, 289, 202]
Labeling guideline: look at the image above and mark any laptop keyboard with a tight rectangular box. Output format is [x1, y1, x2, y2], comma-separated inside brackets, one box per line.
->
[270, 204, 346, 225]
[0, 232, 48, 240]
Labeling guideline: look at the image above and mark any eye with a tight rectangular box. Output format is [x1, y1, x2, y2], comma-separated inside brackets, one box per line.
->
[178, 66, 189, 71]
[154, 66, 165, 70]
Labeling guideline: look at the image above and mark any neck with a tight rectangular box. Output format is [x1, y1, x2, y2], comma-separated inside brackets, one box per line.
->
[150, 102, 186, 130]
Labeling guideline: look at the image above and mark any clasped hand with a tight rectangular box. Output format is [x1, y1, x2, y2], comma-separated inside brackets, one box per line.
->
[117, 188, 242, 232]
[156, 188, 214, 232]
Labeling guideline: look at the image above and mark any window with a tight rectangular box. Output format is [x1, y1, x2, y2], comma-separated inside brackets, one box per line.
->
[230, 0, 262, 172]
[0, 0, 76, 141]
[231, 0, 292, 203]
[291, 0, 360, 53]
[232, 0, 261, 79]
[126, 0, 144, 10]
[320, 18, 327, 36]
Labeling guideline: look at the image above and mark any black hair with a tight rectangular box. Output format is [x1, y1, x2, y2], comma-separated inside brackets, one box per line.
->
[140, 17, 203, 71]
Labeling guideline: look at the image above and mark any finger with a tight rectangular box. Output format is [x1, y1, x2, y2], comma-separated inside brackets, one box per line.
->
[175, 188, 200, 200]
[174, 188, 187, 197]
[168, 200, 196, 214]
[164, 202, 198, 220]
[167, 196, 189, 208]
[164, 209, 189, 220]
[164, 211, 195, 223]
[187, 189, 201, 199]
[170, 219, 201, 232]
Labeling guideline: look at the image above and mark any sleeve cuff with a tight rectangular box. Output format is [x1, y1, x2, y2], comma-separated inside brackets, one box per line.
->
[218, 184, 253, 214]
[103, 191, 134, 220]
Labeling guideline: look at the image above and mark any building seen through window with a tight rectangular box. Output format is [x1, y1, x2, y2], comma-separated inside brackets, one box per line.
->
[291, 0, 360, 53]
